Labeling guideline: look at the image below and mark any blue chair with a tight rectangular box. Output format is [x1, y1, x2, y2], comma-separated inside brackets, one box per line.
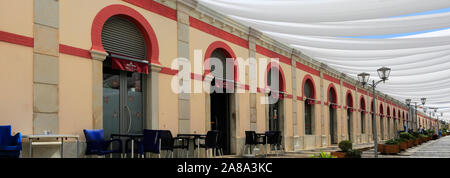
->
[83, 129, 122, 158]
[135, 129, 161, 158]
[0, 125, 22, 158]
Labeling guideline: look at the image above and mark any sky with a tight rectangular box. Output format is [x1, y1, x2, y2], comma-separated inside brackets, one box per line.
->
[343, 7, 450, 39]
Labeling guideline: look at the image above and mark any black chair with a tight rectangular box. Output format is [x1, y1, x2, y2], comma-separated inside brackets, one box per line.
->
[134, 129, 161, 158]
[265, 131, 283, 156]
[159, 130, 190, 158]
[83, 129, 123, 158]
[245, 131, 266, 155]
[194, 130, 220, 158]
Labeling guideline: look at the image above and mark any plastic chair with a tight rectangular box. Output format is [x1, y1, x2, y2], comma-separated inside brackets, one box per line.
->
[245, 131, 266, 155]
[0, 125, 22, 158]
[135, 129, 161, 158]
[194, 130, 220, 158]
[83, 129, 123, 158]
[158, 130, 190, 158]
[265, 131, 283, 156]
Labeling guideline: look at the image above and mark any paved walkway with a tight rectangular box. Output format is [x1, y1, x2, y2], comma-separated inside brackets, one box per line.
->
[362, 136, 450, 158]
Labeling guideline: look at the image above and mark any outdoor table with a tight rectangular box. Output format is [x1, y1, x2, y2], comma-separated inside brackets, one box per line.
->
[177, 133, 207, 157]
[110, 133, 143, 158]
[22, 134, 80, 158]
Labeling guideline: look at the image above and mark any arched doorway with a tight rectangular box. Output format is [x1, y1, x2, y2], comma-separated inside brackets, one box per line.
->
[360, 97, 366, 136]
[267, 68, 282, 132]
[346, 92, 354, 142]
[207, 44, 237, 155]
[101, 16, 149, 140]
[387, 106, 391, 139]
[380, 103, 384, 140]
[303, 77, 315, 136]
[328, 85, 338, 144]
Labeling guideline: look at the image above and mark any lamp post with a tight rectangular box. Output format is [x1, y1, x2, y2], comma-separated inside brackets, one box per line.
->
[405, 98, 426, 132]
[357, 66, 391, 158]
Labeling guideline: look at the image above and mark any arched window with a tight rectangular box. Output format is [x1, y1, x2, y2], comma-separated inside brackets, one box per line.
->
[346, 92, 353, 140]
[328, 85, 337, 144]
[304, 79, 315, 135]
[360, 97, 366, 134]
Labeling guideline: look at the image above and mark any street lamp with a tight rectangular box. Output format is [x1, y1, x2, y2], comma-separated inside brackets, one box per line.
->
[357, 66, 391, 158]
[406, 98, 426, 132]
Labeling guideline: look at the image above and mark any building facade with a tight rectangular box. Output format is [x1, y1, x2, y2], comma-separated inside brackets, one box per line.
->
[0, 0, 439, 157]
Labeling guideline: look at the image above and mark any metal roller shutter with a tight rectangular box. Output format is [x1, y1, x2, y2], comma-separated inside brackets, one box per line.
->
[101, 16, 146, 60]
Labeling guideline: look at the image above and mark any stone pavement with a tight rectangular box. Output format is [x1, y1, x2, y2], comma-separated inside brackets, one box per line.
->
[217, 142, 378, 158]
[362, 136, 450, 158]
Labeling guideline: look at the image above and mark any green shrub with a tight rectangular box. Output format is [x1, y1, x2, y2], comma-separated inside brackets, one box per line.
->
[345, 150, 362, 158]
[419, 134, 427, 138]
[400, 132, 414, 140]
[385, 139, 399, 145]
[311, 152, 336, 158]
[398, 138, 408, 143]
[338, 140, 352, 152]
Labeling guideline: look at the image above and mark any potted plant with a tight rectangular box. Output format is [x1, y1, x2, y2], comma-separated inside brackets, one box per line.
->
[345, 149, 362, 158]
[311, 152, 336, 158]
[401, 132, 414, 148]
[419, 134, 427, 143]
[331, 140, 352, 158]
[398, 138, 408, 151]
[382, 139, 400, 154]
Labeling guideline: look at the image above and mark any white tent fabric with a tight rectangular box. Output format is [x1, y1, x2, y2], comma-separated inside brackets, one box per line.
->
[198, 0, 450, 121]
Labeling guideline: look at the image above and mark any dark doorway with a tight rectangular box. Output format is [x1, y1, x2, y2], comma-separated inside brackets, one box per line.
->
[210, 91, 231, 155]
[329, 105, 337, 144]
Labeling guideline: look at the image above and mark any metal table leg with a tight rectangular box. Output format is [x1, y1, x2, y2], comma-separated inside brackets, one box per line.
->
[197, 137, 200, 158]
[29, 138, 33, 158]
[60, 137, 64, 158]
[76, 138, 79, 158]
[131, 139, 134, 158]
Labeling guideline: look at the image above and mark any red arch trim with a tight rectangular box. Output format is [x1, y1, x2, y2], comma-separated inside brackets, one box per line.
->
[90, 4, 159, 64]
[360, 95, 366, 111]
[301, 74, 316, 99]
[203, 41, 239, 82]
[264, 62, 286, 92]
[345, 90, 353, 108]
[327, 83, 337, 104]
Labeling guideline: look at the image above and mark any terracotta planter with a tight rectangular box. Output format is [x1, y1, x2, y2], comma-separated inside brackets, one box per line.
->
[407, 140, 414, 147]
[377, 144, 384, 153]
[414, 139, 419, 145]
[399, 142, 408, 151]
[382, 144, 400, 154]
[331, 151, 346, 158]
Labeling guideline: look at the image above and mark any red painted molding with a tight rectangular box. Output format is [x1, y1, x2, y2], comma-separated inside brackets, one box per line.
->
[0, 31, 33, 47]
[345, 90, 353, 107]
[360, 95, 366, 110]
[255, 45, 291, 65]
[343, 81, 356, 90]
[91, 4, 160, 65]
[301, 74, 316, 99]
[323, 73, 339, 84]
[265, 61, 287, 92]
[122, 0, 177, 21]
[203, 41, 239, 82]
[296, 62, 320, 77]
[59, 44, 92, 59]
[160, 67, 178, 76]
[327, 83, 337, 104]
[190, 17, 248, 49]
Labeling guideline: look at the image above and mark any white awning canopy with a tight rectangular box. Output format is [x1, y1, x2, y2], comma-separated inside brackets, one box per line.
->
[199, 0, 450, 121]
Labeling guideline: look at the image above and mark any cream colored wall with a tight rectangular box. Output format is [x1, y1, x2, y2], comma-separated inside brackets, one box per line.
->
[59, 54, 93, 139]
[0, 42, 33, 134]
[158, 74, 179, 134]
[0, 0, 33, 37]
